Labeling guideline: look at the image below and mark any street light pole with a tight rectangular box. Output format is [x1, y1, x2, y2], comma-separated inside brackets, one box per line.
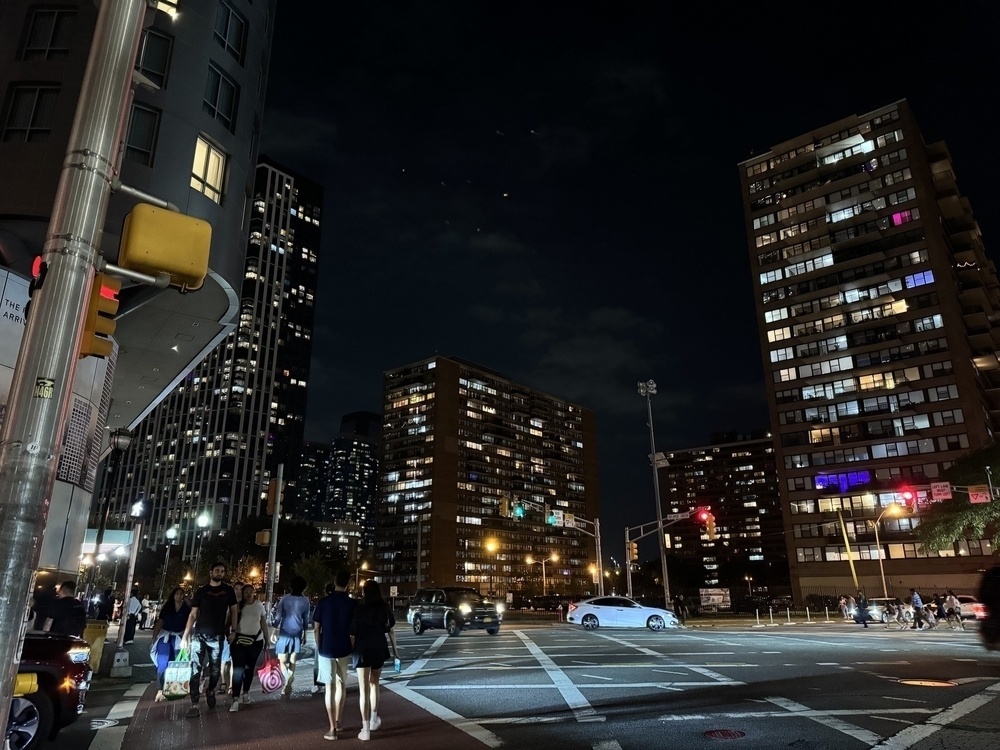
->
[192, 514, 211, 579]
[873, 504, 903, 599]
[88, 428, 133, 598]
[836, 508, 860, 591]
[157, 527, 177, 605]
[638, 380, 671, 606]
[355, 562, 368, 593]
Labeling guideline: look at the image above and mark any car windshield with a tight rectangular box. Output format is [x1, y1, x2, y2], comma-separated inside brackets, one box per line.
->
[450, 590, 483, 604]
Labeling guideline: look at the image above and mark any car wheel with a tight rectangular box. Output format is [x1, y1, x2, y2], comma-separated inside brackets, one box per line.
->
[881, 613, 888, 624]
[581, 614, 600, 630]
[647, 615, 666, 631]
[7, 690, 54, 750]
[487, 626, 499, 635]
[412, 616, 426, 635]
[904, 611, 913, 622]
[446, 614, 461, 636]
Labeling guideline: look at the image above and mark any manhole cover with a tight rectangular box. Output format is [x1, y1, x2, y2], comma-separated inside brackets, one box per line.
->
[898, 679, 956, 688]
[705, 729, 746, 739]
[90, 719, 119, 730]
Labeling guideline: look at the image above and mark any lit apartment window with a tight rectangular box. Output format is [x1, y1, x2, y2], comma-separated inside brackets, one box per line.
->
[21, 9, 75, 61]
[204, 64, 239, 132]
[2, 85, 59, 143]
[214, 2, 247, 63]
[124, 103, 160, 167]
[191, 136, 226, 203]
[155, 1, 180, 18]
[136, 29, 173, 88]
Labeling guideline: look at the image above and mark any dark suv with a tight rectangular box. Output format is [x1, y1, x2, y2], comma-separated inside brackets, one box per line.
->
[7, 631, 92, 750]
[408, 587, 502, 636]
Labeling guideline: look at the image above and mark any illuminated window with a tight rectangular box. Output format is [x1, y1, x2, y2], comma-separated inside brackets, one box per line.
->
[155, 1, 180, 17]
[191, 136, 226, 203]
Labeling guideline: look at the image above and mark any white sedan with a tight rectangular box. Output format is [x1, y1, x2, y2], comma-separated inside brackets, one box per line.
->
[567, 596, 679, 631]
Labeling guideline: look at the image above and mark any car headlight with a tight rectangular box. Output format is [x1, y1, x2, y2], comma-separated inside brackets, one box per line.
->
[495, 603, 505, 614]
[459, 603, 472, 615]
[68, 646, 91, 664]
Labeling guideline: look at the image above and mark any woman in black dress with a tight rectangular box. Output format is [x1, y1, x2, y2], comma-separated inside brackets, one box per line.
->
[350, 580, 399, 740]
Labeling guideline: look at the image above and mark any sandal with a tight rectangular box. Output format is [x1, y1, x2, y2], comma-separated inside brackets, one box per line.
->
[154, 690, 165, 703]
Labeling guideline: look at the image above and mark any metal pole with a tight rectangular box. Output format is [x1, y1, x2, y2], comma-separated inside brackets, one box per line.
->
[265, 463, 283, 609]
[836, 509, 860, 591]
[0, 0, 147, 716]
[625, 527, 633, 598]
[116, 519, 143, 648]
[157, 542, 171, 605]
[416, 506, 423, 586]
[594, 517, 604, 596]
[875, 513, 888, 599]
[640, 381, 671, 606]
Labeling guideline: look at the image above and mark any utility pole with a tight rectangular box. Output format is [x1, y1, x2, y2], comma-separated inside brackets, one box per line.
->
[0, 0, 148, 717]
[638, 380, 671, 606]
[265, 463, 283, 609]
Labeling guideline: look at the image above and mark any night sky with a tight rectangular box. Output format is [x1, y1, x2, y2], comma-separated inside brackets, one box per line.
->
[260, 2, 1000, 538]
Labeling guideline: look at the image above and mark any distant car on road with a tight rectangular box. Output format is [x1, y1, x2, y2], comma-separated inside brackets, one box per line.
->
[407, 587, 502, 636]
[7, 630, 91, 750]
[567, 595, 679, 631]
[863, 598, 913, 624]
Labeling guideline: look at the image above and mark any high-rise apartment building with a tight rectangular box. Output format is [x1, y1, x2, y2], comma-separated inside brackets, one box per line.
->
[661, 431, 786, 590]
[740, 100, 1000, 602]
[0, 0, 276, 575]
[109, 158, 323, 559]
[375, 356, 601, 597]
[299, 413, 379, 548]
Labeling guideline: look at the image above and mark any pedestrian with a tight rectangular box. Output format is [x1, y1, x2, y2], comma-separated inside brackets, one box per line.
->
[350, 579, 400, 741]
[854, 590, 869, 628]
[845, 595, 856, 620]
[180, 562, 239, 718]
[672, 593, 689, 626]
[41, 580, 88, 637]
[909, 588, 926, 630]
[95, 588, 114, 622]
[229, 582, 269, 712]
[945, 590, 965, 630]
[313, 571, 357, 740]
[978, 565, 1000, 650]
[123, 587, 143, 644]
[139, 595, 150, 630]
[838, 595, 848, 619]
[219, 581, 244, 696]
[150, 587, 191, 702]
[271, 576, 311, 697]
[894, 597, 908, 630]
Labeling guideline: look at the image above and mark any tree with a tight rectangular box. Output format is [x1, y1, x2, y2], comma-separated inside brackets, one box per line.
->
[199, 514, 322, 584]
[916, 441, 1000, 551]
[293, 553, 335, 599]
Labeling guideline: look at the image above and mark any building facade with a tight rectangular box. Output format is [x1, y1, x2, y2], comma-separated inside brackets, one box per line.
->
[375, 356, 601, 598]
[107, 158, 323, 561]
[740, 99, 1000, 602]
[661, 431, 787, 592]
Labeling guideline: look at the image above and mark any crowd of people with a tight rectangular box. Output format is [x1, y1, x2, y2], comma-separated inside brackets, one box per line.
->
[150, 561, 399, 742]
[842, 587, 971, 630]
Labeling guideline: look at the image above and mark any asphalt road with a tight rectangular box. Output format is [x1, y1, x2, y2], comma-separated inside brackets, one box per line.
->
[56, 620, 1000, 750]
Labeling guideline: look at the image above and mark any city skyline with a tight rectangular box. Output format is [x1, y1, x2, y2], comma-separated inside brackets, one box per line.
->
[260, 2, 1000, 537]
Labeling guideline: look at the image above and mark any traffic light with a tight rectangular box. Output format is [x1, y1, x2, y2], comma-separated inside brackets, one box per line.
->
[513, 501, 525, 519]
[545, 504, 555, 525]
[628, 541, 639, 561]
[500, 496, 511, 517]
[705, 513, 718, 540]
[255, 530, 271, 546]
[24, 256, 48, 321]
[267, 479, 284, 515]
[696, 509, 710, 523]
[900, 487, 915, 508]
[79, 273, 120, 358]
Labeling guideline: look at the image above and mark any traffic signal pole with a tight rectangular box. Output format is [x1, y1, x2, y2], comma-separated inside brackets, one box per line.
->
[0, 0, 148, 717]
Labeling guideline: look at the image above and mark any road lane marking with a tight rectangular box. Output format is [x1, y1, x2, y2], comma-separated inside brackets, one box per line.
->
[766, 696, 880, 744]
[689, 666, 738, 683]
[872, 716, 915, 725]
[412, 681, 743, 690]
[515, 630, 603, 722]
[87, 726, 127, 750]
[884, 696, 925, 703]
[659, 708, 934, 721]
[580, 674, 613, 680]
[873, 680, 1000, 749]
[593, 742, 623, 750]
[402, 634, 448, 676]
[387, 682, 503, 747]
[652, 669, 687, 675]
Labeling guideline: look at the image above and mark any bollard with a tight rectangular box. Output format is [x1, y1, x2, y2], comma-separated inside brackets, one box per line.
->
[825, 606, 832, 623]
[756, 609, 761, 627]
[806, 607, 812, 623]
[769, 608, 775, 625]
[786, 607, 792, 623]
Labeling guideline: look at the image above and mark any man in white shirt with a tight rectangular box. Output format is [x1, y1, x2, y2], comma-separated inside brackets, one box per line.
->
[123, 589, 142, 644]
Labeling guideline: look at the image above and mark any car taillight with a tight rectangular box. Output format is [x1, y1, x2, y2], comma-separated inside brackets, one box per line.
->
[568, 603, 577, 612]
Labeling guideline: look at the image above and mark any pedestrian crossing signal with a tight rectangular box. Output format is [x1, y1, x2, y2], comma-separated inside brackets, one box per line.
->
[79, 273, 120, 359]
[514, 502, 525, 519]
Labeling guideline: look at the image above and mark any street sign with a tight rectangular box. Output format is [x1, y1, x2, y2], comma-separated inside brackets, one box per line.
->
[665, 512, 687, 520]
[930, 481, 953, 501]
[563, 513, 575, 528]
[389, 586, 398, 597]
[551, 510, 565, 526]
[968, 484, 991, 504]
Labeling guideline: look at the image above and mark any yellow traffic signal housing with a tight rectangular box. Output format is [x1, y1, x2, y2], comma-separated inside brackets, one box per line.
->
[119, 203, 212, 290]
[266, 479, 283, 515]
[79, 274, 120, 359]
[499, 496, 511, 517]
[628, 541, 639, 561]
[705, 513, 718, 540]
[255, 530, 271, 546]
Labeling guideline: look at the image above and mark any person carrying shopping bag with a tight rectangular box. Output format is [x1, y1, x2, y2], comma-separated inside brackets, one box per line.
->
[150, 587, 191, 702]
[229, 582, 270, 711]
[270, 576, 311, 697]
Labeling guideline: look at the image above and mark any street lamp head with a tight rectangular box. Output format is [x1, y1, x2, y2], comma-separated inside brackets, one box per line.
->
[196, 514, 211, 529]
[165, 526, 178, 540]
[637, 379, 658, 397]
[115, 546, 127, 557]
[97, 553, 107, 562]
[526, 556, 534, 565]
[109, 427, 133, 453]
[130, 499, 145, 518]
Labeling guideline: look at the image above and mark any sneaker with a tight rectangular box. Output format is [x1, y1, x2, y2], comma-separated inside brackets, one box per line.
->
[206, 692, 216, 709]
[311, 684, 323, 695]
[229, 701, 239, 713]
[240, 694, 251, 705]
[369, 714, 381, 731]
[324, 729, 337, 741]
[186, 706, 200, 719]
[358, 727, 371, 741]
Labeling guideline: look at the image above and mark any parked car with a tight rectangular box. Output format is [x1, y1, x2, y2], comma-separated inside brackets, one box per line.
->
[531, 594, 573, 611]
[862, 598, 914, 624]
[567, 595, 679, 631]
[955, 595, 986, 620]
[407, 587, 502, 636]
[7, 631, 91, 750]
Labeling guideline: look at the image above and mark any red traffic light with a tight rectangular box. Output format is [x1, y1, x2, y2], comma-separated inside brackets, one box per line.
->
[696, 510, 709, 522]
[900, 488, 915, 503]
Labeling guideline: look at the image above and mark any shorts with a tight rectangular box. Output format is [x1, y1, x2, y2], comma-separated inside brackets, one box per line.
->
[317, 655, 350, 685]
[221, 638, 231, 662]
[274, 633, 302, 655]
[353, 651, 387, 670]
